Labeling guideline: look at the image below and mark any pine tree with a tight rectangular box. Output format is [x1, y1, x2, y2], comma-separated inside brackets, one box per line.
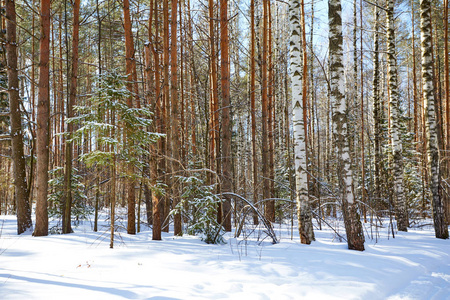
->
[220, 0, 232, 232]
[34, 0, 51, 237]
[63, 0, 81, 234]
[6, 0, 32, 234]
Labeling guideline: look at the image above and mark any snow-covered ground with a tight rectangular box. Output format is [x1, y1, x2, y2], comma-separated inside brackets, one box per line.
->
[0, 214, 449, 300]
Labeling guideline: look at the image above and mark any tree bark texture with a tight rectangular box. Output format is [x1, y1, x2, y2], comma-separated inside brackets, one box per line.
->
[329, 0, 365, 250]
[372, 3, 382, 203]
[250, 0, 258, 225]
[387, 0, 408, 232]
[171, 0, 182, 236]
[6, 0, 33, 234]
[34, 0, 51, 237]
[419, 0, 449, 239]
[262, 0, 273, 223]
[220, 0, 232, 232]
[289, 0, 314, 244]
[63, 0, 81, 234]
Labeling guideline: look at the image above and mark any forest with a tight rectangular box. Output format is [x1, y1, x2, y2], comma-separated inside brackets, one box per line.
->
[0, 0, 449, 251]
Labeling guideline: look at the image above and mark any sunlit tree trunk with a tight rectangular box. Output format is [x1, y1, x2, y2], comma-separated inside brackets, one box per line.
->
[262, 0, 273, 223]
[124, 0, 137, 235]
[6, 0, 32, 234]
[387, 0, 408, 231]
[171, 0, 182, 236]
[208, 0, 220, 224]
[34, 0, 51, 237]
[444, 0, 450, 225]
[372, 3, 381, 203]
[268, 2, 275, 210]
[220, 0, 232, 231]
[250, 0, 258, 225]
[162, 0, 170, 233]
[419, 0, 449, 239]
[360, 0, 366, 221]
[151, 0, 162, 240]
[329, 0, 365, 250]
[289, 0, 314, 244]
[62, 0, 81, 234]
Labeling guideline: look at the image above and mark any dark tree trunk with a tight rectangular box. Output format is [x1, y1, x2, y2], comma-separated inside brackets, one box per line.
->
[6, 0, 33, 234]
[63, 0, 81, 234]
[124, 0, 136, 235]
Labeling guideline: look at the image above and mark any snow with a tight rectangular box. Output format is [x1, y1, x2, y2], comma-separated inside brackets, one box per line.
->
[0, 214, 449, 300]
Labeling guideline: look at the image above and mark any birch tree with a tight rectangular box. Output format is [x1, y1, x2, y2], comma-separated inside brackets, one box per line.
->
[419, 0, 449, 239]
[372, 3, 381, 202]
[387, 0, 408, 231]
[289, 0, 314, 244]
[329, 0, 364, 250]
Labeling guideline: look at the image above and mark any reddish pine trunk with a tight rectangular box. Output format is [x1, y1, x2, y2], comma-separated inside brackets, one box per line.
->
[63, 0, 81, 234]
[171, 0, 182, 236]
[151, 0, 162, 240]
[34, 0, 51, 237]
[262, 0, 273, 223]
[123, 0, 136, 234]
[220, 0, 232, 231]
[250, 0, 258, 225]
[6, 0, 32, 234]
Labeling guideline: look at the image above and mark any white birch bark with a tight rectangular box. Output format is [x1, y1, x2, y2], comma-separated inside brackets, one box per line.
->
[329, 0, 365, 250]
[289, 0, 314, 244]
[387, 0, 408, 232]
[372, 4, 382, 201]
[419, 0, 449, 239]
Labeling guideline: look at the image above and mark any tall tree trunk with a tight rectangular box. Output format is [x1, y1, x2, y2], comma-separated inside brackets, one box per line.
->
[250, 0, 258, 225]
[387, 0, 408, 231]
[63, 0, 81, 234]
[124, 0, 136, 235]
[262, 0, 273, 223]
[372, 3, 381, 203]
[187, 0, 197, 157]
[6, 0, 33, 234]
[151, 0, 162, 240]
[171, 0, 182, 236]
[162, 0, 170, 233]
[329, 0, 365, 250]
[360, 0, 366, 221]
[268, 2, 275, 210]
[34, 0, 51, 237]
[411, 0, 419, 150]
[179, 0, 186, 162]
[220, 0, 232, 232]
[289, 0, 314, 244]
[444, 0, 450, 225]
[208, 0, 219, 216]
[419, 0, 449, 239]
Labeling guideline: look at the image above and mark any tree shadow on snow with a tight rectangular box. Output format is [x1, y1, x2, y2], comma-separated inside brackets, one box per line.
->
[0, 273, 139, 298]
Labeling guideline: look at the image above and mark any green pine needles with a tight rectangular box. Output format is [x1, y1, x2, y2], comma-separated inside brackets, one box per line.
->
[172, 175, 225, 244]
[67, 70, 161, 172]
[48, 167, 91, 230]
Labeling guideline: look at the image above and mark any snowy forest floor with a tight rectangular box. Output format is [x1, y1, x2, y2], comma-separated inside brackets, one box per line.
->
[0, 212, 449, 300]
